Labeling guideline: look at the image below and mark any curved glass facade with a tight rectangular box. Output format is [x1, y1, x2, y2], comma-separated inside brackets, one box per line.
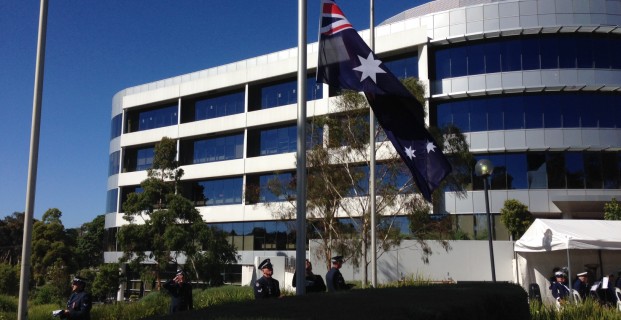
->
[466, 151, 621, 191]
[436, 92, 621, 132]
[433, 34, 621, 80]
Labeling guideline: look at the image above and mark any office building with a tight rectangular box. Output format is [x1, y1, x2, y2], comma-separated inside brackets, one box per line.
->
[105, 0, 621, 285]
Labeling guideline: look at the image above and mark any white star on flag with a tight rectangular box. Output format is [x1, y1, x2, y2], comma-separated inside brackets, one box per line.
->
[353, 52, 385, 83]
[404, 146, 416, 160]
[426, 141, 437, 153]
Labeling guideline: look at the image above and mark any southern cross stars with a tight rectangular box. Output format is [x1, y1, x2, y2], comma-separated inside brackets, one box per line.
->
[426, 140, 437, 153]
[353, 52, 385, 83]
[404, 141, 438, 160]
[405, 146, 416, 160]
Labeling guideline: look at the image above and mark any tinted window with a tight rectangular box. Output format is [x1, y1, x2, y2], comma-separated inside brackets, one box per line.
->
[565, 152, 584, 189]
[194, 91, 245, 121]
[527, 153, 547, 189]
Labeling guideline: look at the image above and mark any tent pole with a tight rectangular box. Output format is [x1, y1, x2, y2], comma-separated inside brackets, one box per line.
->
[598, 250, 603, 280]
[566, 237, 573, 302]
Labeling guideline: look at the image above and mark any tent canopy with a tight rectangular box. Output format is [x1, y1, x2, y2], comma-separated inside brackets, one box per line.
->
[514, 219, 621, 252]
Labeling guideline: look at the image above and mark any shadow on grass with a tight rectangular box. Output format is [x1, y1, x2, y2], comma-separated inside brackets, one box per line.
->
[147, 282, 529, 320]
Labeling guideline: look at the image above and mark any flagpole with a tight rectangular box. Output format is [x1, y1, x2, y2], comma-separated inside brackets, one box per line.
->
[295, 0, 308, 295]
[19, 0, 48, 318]
[369, 0, 378, 288]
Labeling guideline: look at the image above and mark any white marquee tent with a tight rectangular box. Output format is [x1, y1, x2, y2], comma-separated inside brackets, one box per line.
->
[514, 219, 621, 305]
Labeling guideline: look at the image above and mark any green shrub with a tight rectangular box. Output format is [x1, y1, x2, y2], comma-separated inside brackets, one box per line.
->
[31, 283, 64, 305]
[0, 294, 17, 312]
[27, 304, 59, 320]
[0, 264, 19, 296]
[193, 285, 253, 309]
[530, 298, 621, 320]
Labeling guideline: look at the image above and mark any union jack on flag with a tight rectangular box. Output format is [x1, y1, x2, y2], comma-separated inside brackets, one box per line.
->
[316, 0, 452, 202]
[319, 0, 352, 36]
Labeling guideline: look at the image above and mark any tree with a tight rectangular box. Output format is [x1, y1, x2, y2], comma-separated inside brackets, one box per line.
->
[0, 262, 19, 295]
[0, 212, 25, 265]
[31, 208, 76, 286]
[74, 215, 105, 269]
[604, 197, 621, 220]
[118, 137, 237, 286]
[499, 199, 533, 240]
[91, 263, 120, 302]
[258, 78, 471, 285]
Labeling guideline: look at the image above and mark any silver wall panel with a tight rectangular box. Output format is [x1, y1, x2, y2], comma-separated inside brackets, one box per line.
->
[488, 131, 506, 150]
[563, 129, 582, 148]
[519, 0, 538, 15]
[528, 190, 552, 213]
[502, 72, 523, 89]
[526, 130, 546, 149]
[505, 131, 528, 150]
[468, 74, 486, 91]
[520, 14, 540, 28]
[467, 5, 484, 21]
[581, 129, 601, 148]
[470, 132, 490, 151]
[544, 129, 564, 150]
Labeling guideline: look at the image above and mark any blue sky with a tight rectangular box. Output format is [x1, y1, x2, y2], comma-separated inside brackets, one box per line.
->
[1, 1, 426, 228]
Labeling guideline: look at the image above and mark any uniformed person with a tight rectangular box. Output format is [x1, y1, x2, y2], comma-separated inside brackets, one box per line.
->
[163, 269, 193, 313]
[254, 258, 281, 299]
[292, 259, 326, 293]
[549, 271, 570, 304]
[573, 271, 589, 299]
[58, 276, 92, 320]
[326, 255, 349, 292]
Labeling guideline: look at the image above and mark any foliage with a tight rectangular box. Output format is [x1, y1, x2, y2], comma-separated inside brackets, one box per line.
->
[530, 298, 621, 320]
[75, 215, 105, 269]
[31, 208, 76, 286]
[26, 304, 61, 320]
[118, 137, 237, 284]
[31, 282, 64, 305]
[0, 212, 25, 265]
[499, 199, 533, 239]
[0, 294, 17, 312]
[46, 258, 72, 298]
[193, 285, 254, 309]
[91, 263, 120, 302]
[0, 263, 19, 295]
[604, 197, 621, 220]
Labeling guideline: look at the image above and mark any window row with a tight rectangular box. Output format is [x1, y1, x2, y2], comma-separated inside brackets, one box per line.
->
[467, 151, 621, 191]
[110, 161, 411, 213]
[122, 76, 322, 135]
[435, 92, 621, 132]
[112, 54, 419, 138]
[106, 149, 621, 213]
[102, 213, 509, 253]
[433, 34, 621, 80]
[114, 123, 323, 176]
[103, 217, 411, 252]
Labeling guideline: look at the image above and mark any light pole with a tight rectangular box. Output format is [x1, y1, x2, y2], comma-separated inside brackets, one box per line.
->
[475, 159, 496, 282]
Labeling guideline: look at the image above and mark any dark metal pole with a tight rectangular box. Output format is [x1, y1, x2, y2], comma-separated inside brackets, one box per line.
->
[483, 177, 496, 282]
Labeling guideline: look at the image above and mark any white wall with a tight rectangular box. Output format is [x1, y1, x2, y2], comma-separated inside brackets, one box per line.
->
[308, 240, 515, 285]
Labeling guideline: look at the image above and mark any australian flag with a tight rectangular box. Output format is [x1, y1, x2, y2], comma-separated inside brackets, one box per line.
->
[316, 0, 452, 201]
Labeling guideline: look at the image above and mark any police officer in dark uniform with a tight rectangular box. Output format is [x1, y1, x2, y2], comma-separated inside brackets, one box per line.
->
[326, 256, 349, 292]
[163, 269, 193, 313]
[292, 259, 326, 293]
[254, 258, 281, 299]
[57, 277, 92, 320]
[573, 271, 589, 299]
[549, 271, 570, 304]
